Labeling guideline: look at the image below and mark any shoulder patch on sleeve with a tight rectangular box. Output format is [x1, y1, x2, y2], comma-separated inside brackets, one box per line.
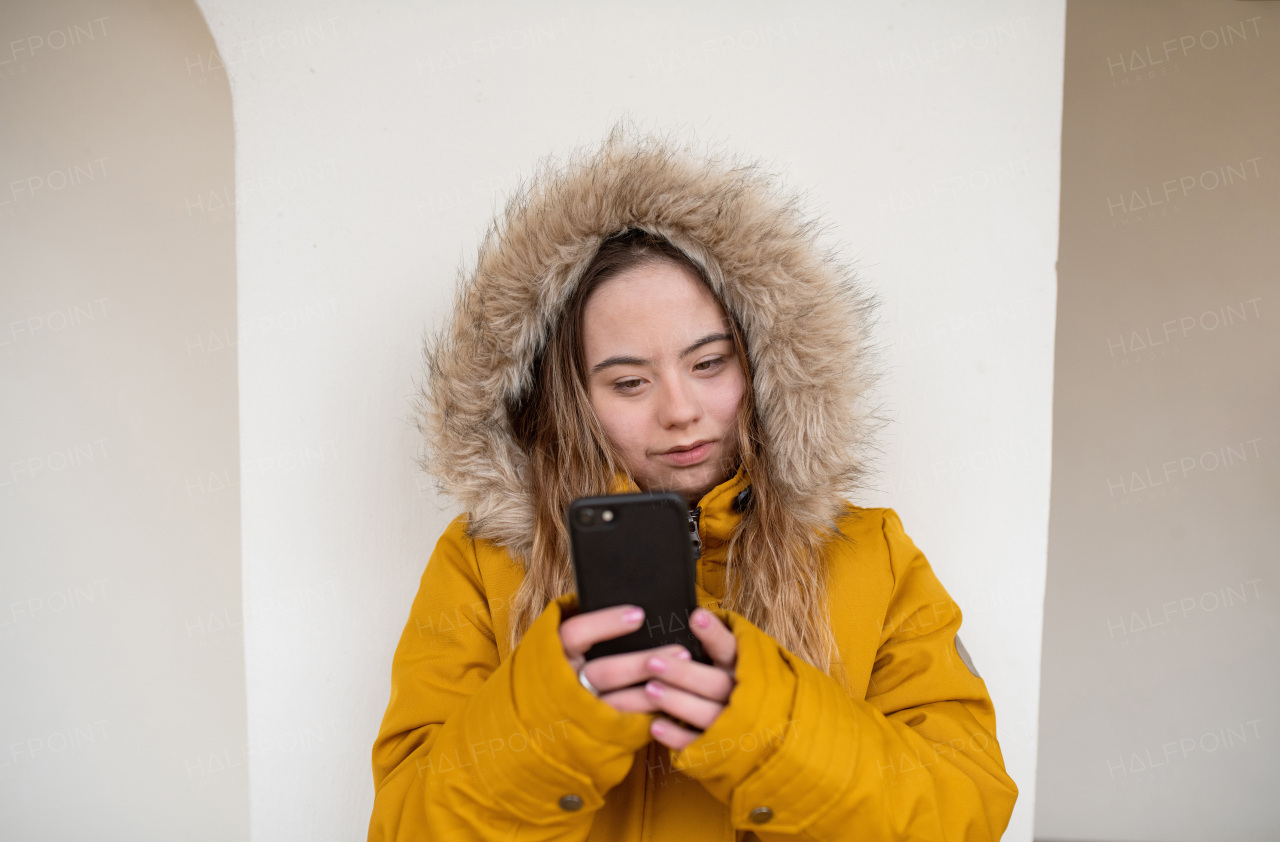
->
[955, 634, 981, 679]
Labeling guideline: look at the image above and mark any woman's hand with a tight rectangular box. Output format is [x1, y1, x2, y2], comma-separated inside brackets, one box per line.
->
[639, 607, 737, 750]
[558, 604, 738, 751]
[559, 604, 693, 714]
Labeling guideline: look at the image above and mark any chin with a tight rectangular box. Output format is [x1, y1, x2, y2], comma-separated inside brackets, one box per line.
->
[669, 468, 718, 500]
[638, 452, 732, 499]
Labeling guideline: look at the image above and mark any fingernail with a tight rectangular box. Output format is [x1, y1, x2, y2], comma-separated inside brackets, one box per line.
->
[648, 656, 667, 672]
[645, 681, 664, 697]
[623, 607, 644, 624]
[694, 609, 709, 627]
[652, 720, 665, 737]
[676, 649, 691, 660]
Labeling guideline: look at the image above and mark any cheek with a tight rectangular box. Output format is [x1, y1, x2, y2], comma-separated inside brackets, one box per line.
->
[710, 369, 746, 425]
[590, 393, 649, 456]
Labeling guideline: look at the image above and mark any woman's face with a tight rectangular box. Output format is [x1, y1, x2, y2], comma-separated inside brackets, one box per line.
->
[582, 259, 746, 507]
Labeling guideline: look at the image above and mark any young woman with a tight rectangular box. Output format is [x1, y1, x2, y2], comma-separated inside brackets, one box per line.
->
[368, 126, 1018, 841]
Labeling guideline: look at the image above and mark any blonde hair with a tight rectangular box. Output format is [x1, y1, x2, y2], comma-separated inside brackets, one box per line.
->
[507, 229, 845, 681]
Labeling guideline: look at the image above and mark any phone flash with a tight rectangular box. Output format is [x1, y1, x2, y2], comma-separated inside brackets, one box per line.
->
[602, 509, 614, 522]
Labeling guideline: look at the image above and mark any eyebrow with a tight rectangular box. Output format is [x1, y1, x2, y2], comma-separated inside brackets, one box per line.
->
[590, 332, 733, 376]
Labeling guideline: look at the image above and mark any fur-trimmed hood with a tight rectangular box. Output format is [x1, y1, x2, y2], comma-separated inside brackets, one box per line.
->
[417, 122, 879, 562]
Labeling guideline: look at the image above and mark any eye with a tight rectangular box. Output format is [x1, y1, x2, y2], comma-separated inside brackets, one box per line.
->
[612, 377, 644, 394]
[694, 357, 726, 372]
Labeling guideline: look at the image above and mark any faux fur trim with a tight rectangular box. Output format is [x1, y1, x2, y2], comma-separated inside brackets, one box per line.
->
[415, 120, 881, 563]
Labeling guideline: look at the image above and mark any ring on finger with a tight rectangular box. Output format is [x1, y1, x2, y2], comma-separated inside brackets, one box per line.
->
[578, 666, 600, 697]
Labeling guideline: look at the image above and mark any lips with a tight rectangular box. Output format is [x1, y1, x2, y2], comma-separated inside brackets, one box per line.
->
[658, 440, 715, 467]
[663, 439, 713, 454]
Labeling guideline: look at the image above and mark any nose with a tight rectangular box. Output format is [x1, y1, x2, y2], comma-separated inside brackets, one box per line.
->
[655, 372, 701, 428]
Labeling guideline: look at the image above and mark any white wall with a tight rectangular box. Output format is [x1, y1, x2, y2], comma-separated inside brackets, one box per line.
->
[193, 2, 1063, 840]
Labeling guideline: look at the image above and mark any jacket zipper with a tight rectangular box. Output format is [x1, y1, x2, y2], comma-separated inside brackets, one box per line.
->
[688, 507, 702, 560]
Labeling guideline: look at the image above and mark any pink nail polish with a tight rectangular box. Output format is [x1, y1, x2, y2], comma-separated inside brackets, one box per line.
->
[645, 681, 664, 697]
[623, 607, 644, 624]
[648, 657, 667, 672]
[694, 609, 709, 628]
[676, 649, 692, 660]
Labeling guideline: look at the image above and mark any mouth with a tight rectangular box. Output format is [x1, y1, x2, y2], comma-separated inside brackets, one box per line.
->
[658, 439, 715, 466]
[663, 439, 714, 454]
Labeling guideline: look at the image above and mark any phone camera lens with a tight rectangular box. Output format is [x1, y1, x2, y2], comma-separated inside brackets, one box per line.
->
[577, 508, 594, 526]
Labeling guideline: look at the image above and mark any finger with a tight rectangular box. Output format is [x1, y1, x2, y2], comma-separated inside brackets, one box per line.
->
[651, 715, 705, 751]
[559, 604, 645, 661]
[644, 680, 725, 730]
[690, 607, 737, 671]
[644, 651, 734, 702]
[581, 644, 691, 695]
[597, 685, 662, 715]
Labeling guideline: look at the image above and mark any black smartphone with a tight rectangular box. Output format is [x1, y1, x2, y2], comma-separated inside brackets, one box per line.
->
[567, 491, 713, 666]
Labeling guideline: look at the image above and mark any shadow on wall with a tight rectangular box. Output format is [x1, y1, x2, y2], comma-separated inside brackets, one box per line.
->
[1038, 2, 1278, 841]
[0, 1, 245, 839]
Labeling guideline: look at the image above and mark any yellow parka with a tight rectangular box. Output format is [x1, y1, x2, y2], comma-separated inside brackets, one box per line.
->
[369, 124, 1017, 839]
[369, 464, 1016, 840]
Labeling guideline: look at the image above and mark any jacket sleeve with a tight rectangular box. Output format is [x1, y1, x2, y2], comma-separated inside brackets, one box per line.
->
[367, 515, 656, 841]
[668, 507, 1019, 840]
